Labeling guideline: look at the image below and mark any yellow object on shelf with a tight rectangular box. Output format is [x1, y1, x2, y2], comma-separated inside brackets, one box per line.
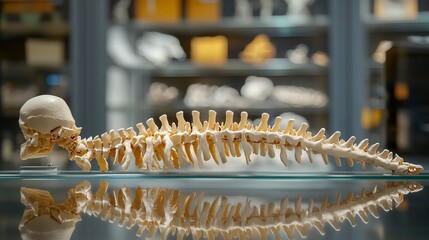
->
[240, 34, 276, 65]
[394, 82, 409, 101]
[191, 36, 228, 66]
[186, 0, 221, 22]
[361, 107, 383, 129]
[3, 0, 53, 13]
[134, 0, 181, 23]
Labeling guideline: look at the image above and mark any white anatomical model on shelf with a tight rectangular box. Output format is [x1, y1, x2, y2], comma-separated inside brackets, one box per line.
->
[147, 82, 179, 105]
[285, 0, 314, 19]
[272, 85, 328, 108]
[184, 83, 247, 108]
[211, 86, 245, 107]
[234, 0, 274, 22]
[286, 44, 309, 65]
[234, 0, 252, 22]
[107, 26, 152, 69]
[18, 95, 423, 174]
[260, 0, 274, 22]
[136, 32, 186, 67]
[240, 76, 274, 101]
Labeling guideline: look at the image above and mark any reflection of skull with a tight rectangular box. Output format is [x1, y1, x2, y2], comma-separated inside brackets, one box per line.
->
[19, 95, 80, 160]
[20, 215, 77, 240]
[19, 182, 91, 240]
[19, 188, 78, 240]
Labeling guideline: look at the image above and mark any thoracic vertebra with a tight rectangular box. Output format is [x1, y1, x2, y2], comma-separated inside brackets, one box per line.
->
[19, 95, 423, 174]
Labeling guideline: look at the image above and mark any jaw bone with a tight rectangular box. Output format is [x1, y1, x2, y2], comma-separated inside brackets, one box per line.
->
[19, 95, 423, 174]
[19, 181, 422, 240]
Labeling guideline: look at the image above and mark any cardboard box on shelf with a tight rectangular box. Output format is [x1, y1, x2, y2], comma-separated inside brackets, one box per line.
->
[26, 38, 64, 66]
[191, 36, 228, 66]
[186, 0, 220, 22]
[374, 0, 418, 20]
[3, 0, 53, 13]
[134, 0, 182, 23]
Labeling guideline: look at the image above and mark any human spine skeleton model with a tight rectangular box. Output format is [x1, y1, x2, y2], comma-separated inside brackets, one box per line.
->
[19, 95, 423, 174]
[20, 181, 422, 240]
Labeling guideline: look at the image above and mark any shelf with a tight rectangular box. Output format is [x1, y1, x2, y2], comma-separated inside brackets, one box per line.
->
[0, 21, 69, 38]
[1, 62, 69, 80]
[365, 15, 429, 33]
[147, 59, 327, 77]
[118, 15, 329, 37]
[1, 61, 68, 73]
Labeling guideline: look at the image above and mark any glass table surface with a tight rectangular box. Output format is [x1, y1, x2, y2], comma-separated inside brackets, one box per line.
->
[1, 170, 429, 240]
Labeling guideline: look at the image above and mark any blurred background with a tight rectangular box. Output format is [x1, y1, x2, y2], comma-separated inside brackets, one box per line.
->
[1, 0, 429, 170]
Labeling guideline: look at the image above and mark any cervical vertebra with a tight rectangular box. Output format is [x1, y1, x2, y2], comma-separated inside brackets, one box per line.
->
[19, 95, 423, 174]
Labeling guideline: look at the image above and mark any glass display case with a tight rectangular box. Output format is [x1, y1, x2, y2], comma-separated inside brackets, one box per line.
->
[0, 169, 429, 239]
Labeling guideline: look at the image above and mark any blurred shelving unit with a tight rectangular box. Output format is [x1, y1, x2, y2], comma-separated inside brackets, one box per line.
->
[359, 0, 429, 144]
[128, 59, 327, 77]
[122, 15, 329, 36]
[365, 14, 429, 33]
[0, 0, 70, 188]
[105, 0, 332, 133]
[1, 21, 69, 38]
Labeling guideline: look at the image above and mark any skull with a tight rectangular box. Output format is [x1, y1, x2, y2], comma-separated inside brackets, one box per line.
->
[19, 95, 78, 160]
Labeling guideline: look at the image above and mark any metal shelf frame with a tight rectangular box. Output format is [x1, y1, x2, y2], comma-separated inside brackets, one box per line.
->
[121, 15, 329, 37]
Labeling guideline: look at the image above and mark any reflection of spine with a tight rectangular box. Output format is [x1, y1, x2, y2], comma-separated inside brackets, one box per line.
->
[78, 181, 421, 239]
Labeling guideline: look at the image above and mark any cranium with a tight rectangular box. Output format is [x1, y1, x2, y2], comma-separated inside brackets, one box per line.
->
[19, 95, 80, 160]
